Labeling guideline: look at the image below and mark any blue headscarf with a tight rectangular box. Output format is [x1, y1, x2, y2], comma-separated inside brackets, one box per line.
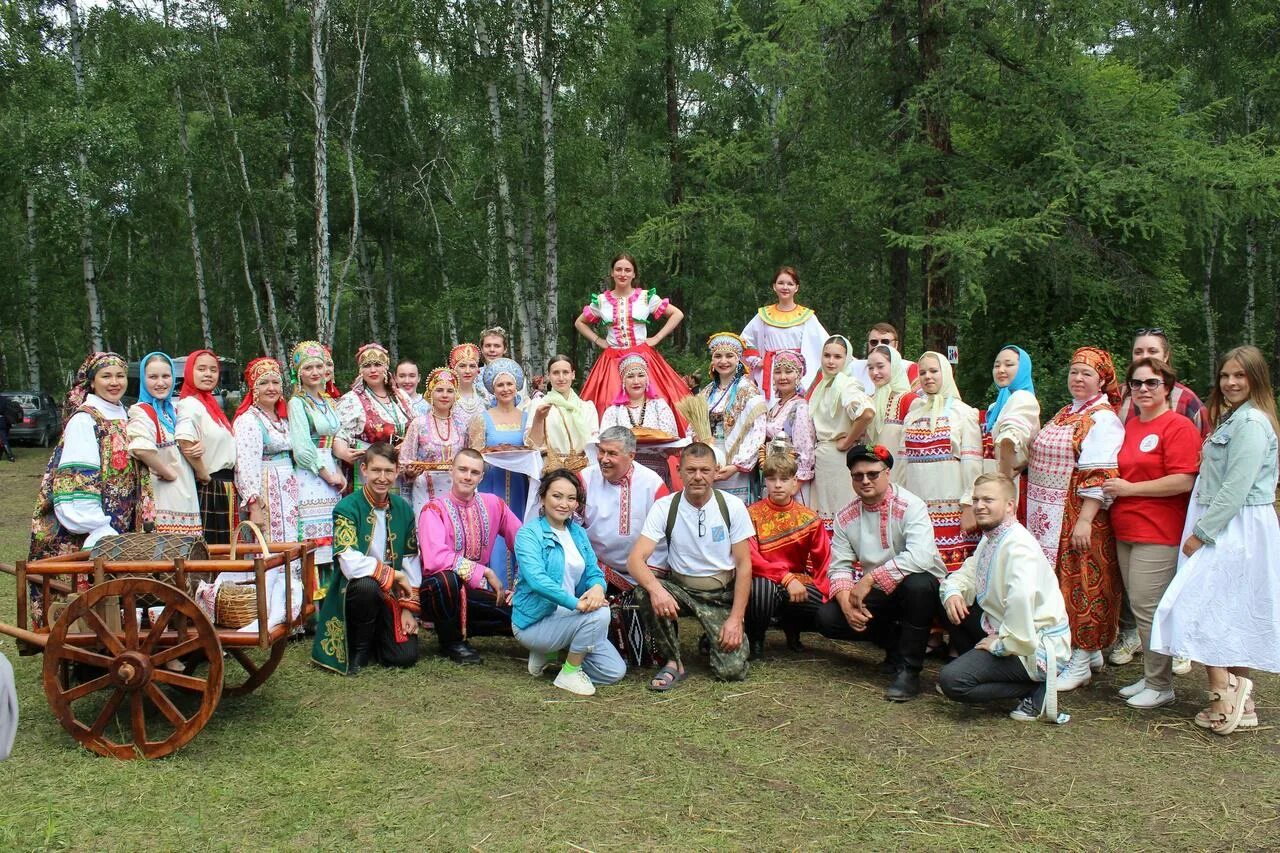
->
[985, 345, 1034, 434]
[137, 351, 180, 434]
[482, 358, 525, 407]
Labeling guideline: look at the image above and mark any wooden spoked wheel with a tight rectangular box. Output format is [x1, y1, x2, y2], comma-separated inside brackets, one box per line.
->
[221, 642, 288, 698]
[42, 578, 224, 759]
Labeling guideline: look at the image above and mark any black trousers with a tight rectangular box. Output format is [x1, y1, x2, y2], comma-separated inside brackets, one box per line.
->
[938, 648, 1042, 706]
[815, 572, 941, 673]
[745, 576, 825, 643]
[948, 606, 988, 657]
[420, 571, 512, 647]
[345, 577, 418, 667]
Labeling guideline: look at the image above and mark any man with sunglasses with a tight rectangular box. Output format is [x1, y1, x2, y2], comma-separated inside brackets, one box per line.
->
[628, 442, 755, 690]
[1110, 328, 1208, 672]
[815, 443, 946, 700]
[849, 322, 919, 390]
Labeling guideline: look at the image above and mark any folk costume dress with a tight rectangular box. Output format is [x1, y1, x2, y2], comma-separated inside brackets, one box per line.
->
[741, 303, 828, 403]
[600, 352, 682, 486]
[312, 487, 420, 674]
[335, 343, 415, 489]
[469, 358, 539, 586]
[287, 341, 343, 570]
[577, 287, 689, 428]
[401, 368, 469, 516]
[29, 354, 154, 624]
[865, 346, 915, 454]
[807, 347, 874, 523]
[225, 360, 303, 631]
[896, 354, 984, 573]
[694, 335, 767, 503]
[529, 386, 599, 475]
[127, 351, 201, 536]
[746, 496, 831, 644]
[761, 350, 817, 503]
[980, 346, 1040, 520]
[449, 343, 488, 424]
[176, 348, 237, 545]
[1152, 401, 1280, 672]
[1026, 348, 1125, 653]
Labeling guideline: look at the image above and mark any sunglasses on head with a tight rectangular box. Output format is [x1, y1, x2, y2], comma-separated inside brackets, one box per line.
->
[1134, 327, 1166, 338]
[1127, 378, 1164, 391]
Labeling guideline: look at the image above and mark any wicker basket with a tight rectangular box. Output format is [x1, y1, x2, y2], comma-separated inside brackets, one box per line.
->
[213, 521, 269, 629]
[90, 533, 208, 605]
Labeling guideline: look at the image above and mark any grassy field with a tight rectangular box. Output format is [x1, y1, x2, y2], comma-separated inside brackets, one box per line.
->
[0, 450, 1277, 852]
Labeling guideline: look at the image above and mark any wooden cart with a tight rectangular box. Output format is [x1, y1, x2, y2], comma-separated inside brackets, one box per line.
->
[0, 534, 315, 759]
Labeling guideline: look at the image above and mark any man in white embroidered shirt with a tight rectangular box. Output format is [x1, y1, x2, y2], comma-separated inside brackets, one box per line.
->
[815, 443, 946, 701]
[581, 426, 669, 667]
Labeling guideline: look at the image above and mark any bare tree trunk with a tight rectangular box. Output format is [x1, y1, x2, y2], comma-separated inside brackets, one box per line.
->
[238, 217, 272, 356]
[280, 19, 302, 338]
[66, 0, 103, 350]
[24, 185, 41, 389]
[310, 0, 332, 344]
[511, 0, 536, 368]
[663, 6, 689, 348]
[918, 0, 955, 355]
[887, 2, 912, 340]
[424, 187, 461, 343]
[475, 9, 529, 358]
[1270, 221, 1279, 387]
[381, 233, 399, 362]
[1202, 224, 1219, 376]
[331, 18, 371, 338]
[176, 89, 213, 349]
[539, 0, 560, 367]
[358, 239, 380, 342]
[485, 198, 500, 327]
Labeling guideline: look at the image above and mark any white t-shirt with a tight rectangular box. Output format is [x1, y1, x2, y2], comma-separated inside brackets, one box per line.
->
[553, 525, 586, 612]
[639, 490, 754, 577]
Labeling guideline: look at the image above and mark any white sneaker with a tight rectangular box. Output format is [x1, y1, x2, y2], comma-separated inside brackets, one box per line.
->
[1109, 630, 1143, 665]
[1118, 678, 1147, 699]
[1057, 650, 1093, 692]
[553, 666, 596, 696]
[1089, 650, 1106, 672]
[1172, 656, 1192, 676]
[1126, 687, 1175, 709]
[527, 649, 549, 676]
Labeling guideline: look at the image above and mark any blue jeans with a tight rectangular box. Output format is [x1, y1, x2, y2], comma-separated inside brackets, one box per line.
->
[513, 607, 626, 685]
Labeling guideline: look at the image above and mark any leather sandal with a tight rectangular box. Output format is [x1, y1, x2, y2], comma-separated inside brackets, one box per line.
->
[1211, 677, 1253, 736]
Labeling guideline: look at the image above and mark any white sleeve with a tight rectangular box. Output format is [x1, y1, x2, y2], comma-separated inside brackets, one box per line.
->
[992, 390, 1040, 468]
[125, 406, 159, 453]
[337, 548, 378, 580]
[728, 498, 755, 544]
[1078, 410, 1124, 504]
[335, 393, 365, 444]
[53, 413, 118, 541]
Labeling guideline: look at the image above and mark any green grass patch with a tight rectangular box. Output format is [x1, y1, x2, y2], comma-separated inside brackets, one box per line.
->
[0, 451, 1277, 851]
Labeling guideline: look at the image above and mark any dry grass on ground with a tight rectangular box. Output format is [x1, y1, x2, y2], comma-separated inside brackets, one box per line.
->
[0, 450, 1277, 851]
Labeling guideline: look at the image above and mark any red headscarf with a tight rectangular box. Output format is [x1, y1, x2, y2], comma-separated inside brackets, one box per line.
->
[1070, 346, 1121, 407]
[235, 357, 289, 420]
[179, 349, 234, 430]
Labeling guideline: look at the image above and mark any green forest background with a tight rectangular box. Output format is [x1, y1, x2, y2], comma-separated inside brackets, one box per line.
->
[1, 0, 1278, 411]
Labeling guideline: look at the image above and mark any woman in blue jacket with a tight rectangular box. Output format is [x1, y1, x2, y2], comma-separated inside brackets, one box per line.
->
[512, 468, 626, 695]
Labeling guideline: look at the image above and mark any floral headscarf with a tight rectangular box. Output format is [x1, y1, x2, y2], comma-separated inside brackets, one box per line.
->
[291, 340, 329, 397]
[1070, 346, 1120, 406]
[481, 358, 525, 404]
[613, 353, 657, 405]
[137, 351, 179, 435]
[179, 349, 233, 431]
[64, 351, 126, 420]
[235, 357, 288, 419]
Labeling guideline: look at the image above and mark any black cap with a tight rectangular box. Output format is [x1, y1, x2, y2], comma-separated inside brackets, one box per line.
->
[846, 443, 894, 470]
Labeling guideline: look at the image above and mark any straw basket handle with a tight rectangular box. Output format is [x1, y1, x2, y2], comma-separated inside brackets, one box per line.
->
[230, 520, 271, 562]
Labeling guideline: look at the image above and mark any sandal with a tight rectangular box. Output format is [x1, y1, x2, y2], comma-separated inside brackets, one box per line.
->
[1195, 676, 1259, 729]
[1211, 677, 1253, 736]
[646, 662, 688, 692]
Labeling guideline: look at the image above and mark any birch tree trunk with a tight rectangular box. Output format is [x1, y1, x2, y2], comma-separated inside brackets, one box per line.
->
[177, 88, 213, 350]
[238, 217, 272, 356]
[66, 0, 104, 350]
[24, 185, 41, 389]
[512, 0, 537, 369]
[331, 19, 371, 338]
[475, 9, 529, 357]
[425, 185, 461, 344]
[310, 0, 332, 344]
[1202, 224, 1219, 376]
[539, 0, 560, 367]
[485, 198, 500, 327]
[381, 233, 399, 362]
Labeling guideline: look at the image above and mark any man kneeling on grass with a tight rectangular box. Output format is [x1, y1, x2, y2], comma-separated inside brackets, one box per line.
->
[628, 442, 755, 690]
[312, 442, 421, 675]
[937, 473, 1072, 722]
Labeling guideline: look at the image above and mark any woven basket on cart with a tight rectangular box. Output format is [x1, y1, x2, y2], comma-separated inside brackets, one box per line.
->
[89, 533, 209, 607]
[213, 521, 269, 628]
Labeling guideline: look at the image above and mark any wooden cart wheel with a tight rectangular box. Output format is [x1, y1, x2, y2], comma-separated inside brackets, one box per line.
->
[221, 641, 288, 698]
[42, 578, 224, 759]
